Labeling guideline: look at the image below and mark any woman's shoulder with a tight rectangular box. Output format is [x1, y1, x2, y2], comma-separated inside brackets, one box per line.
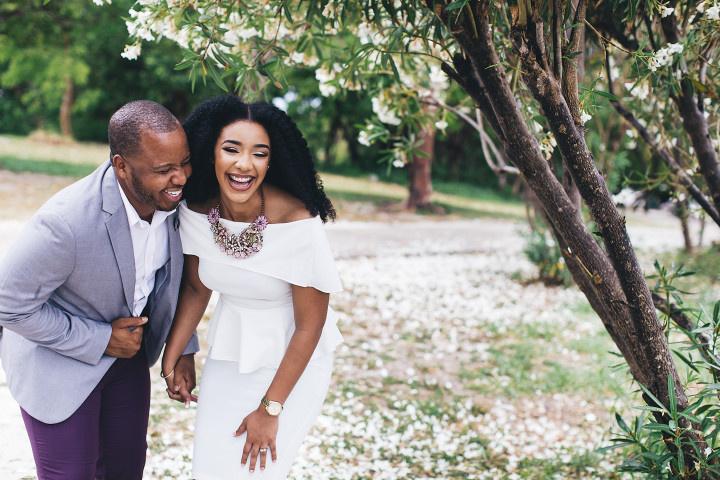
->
[265, 186, 313, 224]
[183, 198, 217, 216]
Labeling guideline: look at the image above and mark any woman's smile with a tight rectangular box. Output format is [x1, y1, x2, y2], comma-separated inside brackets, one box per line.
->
[227, 174, 256, 192]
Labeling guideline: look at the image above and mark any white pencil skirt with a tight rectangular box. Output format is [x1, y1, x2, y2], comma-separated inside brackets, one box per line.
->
[192, 355, 334, 480]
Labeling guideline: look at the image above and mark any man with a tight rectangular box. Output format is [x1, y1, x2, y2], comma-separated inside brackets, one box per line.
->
[0, 100, 198, 479]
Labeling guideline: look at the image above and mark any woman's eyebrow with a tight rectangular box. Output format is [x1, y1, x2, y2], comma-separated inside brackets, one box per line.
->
[222, 139, 269, 149]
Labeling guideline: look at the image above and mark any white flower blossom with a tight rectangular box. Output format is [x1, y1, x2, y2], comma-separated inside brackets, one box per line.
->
[660, 5, 674, 17]
[580, 111, 592, 124]
[649, 43, 683, 72]
[371, 97, 402, 126]
[290, 51, 305, 64]
[318, 83, 338, 97]
[435, 120, 448, 131]
[358, 130, 371, 147]
[624, 81, 650, 100]
[429, 65, 448, 91]
[357, 22, 374, 44]
[315, 67, 338, 97]
[121, 43, 142, 60]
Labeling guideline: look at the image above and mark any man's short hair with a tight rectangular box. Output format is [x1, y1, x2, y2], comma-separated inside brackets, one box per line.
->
[108, 100, 180, 158]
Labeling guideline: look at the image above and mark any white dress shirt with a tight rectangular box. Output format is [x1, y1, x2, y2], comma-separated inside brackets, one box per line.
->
[117, 181, 174, 316]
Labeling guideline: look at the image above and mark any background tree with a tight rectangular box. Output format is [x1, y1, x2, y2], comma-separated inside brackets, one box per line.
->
[0, 0, 221, 140]
[0, 1, 92, 136]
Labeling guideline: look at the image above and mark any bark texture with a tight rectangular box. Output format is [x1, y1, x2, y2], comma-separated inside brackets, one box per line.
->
[429, 0, 710, 472]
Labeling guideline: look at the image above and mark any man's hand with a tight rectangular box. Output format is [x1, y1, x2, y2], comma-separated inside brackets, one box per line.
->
[104, 316, 148, 358]
[165, 354, 197, 406]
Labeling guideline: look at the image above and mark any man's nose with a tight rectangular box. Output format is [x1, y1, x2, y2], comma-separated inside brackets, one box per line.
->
[172, 165, 189, 185]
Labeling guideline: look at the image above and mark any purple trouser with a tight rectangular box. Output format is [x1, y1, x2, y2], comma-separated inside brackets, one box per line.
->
[20, 351, 150, 480]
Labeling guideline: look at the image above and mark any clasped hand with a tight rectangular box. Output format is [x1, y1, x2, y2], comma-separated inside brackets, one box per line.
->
[162, 354, 197, 406]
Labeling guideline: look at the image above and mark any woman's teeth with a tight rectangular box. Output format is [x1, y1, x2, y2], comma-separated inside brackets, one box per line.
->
[229, 175, 254, 190]
[229, 175, 253, 184]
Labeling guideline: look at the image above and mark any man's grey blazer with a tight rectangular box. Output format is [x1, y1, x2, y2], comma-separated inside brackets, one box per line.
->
[0, 161, 198, 424]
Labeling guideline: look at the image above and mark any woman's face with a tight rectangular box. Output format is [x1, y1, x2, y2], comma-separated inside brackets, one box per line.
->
[214, 120, 270, 205]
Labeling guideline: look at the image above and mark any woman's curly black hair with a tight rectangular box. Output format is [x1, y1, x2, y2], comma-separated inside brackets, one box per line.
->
[182, 95, 336, 222]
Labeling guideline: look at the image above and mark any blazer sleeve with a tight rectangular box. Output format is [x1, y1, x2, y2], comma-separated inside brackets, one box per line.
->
[0, 211, 112, 365]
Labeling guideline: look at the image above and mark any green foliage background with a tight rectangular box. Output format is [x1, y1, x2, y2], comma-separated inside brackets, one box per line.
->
[0, 0, 651, 191]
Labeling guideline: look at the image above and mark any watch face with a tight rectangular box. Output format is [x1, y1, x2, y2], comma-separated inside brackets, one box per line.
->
[267, 402, 282, 416]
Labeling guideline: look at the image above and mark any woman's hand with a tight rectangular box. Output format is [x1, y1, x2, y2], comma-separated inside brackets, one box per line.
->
[235, 407, 279, 472]
[163, 354, 198, 406]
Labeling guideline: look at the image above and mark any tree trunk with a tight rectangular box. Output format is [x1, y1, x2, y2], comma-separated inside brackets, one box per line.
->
[677, 200, 693, 253]
[323, 106, 341, 167]
[406, 124, 435, 210]
[342, 122, 361, 168]
[434, 2, 709, 470]
[59, 76, 74, 138]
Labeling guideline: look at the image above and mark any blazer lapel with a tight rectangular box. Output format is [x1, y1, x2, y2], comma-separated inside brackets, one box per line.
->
[167, 211, 183, 297]
[101, 165, 135, 314]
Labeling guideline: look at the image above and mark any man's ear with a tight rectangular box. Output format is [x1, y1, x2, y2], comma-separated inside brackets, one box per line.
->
[112, 154, 128, 180]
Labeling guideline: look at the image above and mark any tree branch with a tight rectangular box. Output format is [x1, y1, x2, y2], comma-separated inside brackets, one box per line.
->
[604, 51, 720, 228]
[562, 0, 585, 126]
[660, 11, 720, 215]
[441, 57, 506, 142]
[552, 0, 564, 79]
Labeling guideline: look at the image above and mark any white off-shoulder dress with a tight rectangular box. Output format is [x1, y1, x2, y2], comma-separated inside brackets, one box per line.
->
[177, 202, 343, 480]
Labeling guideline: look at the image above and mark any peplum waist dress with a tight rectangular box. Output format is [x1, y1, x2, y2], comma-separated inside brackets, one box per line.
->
[178, 202, 343, 372]
[177, 202, 343, 480]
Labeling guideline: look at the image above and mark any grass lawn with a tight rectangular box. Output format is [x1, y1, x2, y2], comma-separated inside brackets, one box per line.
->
[0, 134, 525, 220]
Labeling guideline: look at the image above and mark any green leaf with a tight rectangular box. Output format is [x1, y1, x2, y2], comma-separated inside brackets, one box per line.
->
[615, 412, 630, 433]
[591, 90, 619, 101]
[388, 55, 400, 82]
[638, 382, 669, 414]
[673, 349, 699, 373]
[445, 0, 469, 12]
[207, 64, 229, 92]
[667, 374, 677, 415]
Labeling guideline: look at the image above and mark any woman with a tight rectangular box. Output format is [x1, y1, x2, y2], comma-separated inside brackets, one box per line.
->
[161, 95, 343, 479]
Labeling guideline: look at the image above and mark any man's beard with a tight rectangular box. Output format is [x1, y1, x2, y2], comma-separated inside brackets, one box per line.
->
[131, 171, 158, 209]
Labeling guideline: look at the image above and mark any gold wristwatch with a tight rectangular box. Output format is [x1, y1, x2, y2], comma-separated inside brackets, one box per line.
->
[261, 396, 283, 416]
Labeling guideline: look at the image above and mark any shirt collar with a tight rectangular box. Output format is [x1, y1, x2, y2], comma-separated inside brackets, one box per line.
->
[116, 180, 175, 227]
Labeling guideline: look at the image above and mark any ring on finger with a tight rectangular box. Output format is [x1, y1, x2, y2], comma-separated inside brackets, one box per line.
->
[259, 447, 268, 453]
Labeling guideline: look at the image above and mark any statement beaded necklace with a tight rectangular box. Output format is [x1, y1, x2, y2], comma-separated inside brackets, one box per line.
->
[208, 188, 268, 259]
